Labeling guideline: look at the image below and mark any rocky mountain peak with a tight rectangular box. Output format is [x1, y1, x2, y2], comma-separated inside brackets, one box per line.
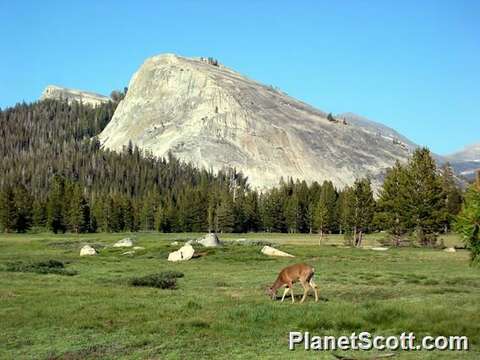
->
[99, 53, 414, 190]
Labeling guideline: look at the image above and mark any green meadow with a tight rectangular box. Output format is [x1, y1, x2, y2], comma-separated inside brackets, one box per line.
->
[0, 232, 478, 359]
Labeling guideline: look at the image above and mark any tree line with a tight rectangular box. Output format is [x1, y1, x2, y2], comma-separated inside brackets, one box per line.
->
[0, 97, 471, 248]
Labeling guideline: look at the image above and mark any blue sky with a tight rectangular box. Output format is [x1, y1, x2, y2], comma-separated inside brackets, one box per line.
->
[0, 1, 478, 155]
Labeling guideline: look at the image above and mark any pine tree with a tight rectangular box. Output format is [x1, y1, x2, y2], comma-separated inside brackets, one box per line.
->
[284, 195, 299, 233]
[216, 193, 235, 233]
[123, 198, 136, 232]
[440, 163, 463, 232]
[32, 199, 47, 229]
[377, 161, 410, 246]
[68, 184, 90, 233]
[313, 200, 329, 243]
[455, 174, 480, 264]
[13, 184, 33, 233]
[47, 175, 66, 233]
[0, 186, 16, 232]
[243, 192, 261, 232]
[346, 179, 375, 247]
[404, 148, 446, 246]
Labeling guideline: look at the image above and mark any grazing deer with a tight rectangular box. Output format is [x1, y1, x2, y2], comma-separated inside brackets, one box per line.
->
[266, 263, 318, 303]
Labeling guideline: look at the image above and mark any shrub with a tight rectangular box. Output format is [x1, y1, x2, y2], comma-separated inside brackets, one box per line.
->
[5, 259, 77, 276]
[129, 271, 184, 289]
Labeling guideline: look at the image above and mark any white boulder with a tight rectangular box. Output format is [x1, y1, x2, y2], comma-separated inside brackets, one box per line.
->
[80, 245, 97, 256]
[197, 233, 221, 247]
[444, 247, 456, 253]
[261, 246, 294, 257]
[168, 244, 195, 262]
[113, 238, 134, 247]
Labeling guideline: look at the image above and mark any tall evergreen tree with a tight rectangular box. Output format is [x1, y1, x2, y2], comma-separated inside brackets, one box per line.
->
[455, 174, 480, 265]
[0, 186, 16, 232]
[47, 175, 67, 233]
[440, 163, 463, 232]
[404, 148, 446, 246]
[216, 193, 235, 233]
[67, 184, 90, 233]
[377, 161, 411, 246]
[346, 178, 375, 247]
[13, 184, 33, 233]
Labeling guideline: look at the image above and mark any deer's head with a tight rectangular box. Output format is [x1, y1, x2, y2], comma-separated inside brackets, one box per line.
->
[265, 286, 276, 300]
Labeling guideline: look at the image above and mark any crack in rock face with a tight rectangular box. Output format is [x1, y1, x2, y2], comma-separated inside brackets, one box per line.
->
[99, 53, 414, 191]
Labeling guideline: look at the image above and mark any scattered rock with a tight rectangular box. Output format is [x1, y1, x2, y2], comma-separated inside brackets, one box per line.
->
[133, 246, 145, 250]
[171, 241, 179, 246]
[122, 251, 136, 256]
[113, 238, 134, 248]
[261, 246, 294, 257]
[371, 247, 389, 251]
[168, 244, 195, 262]
[197, 233, 221, 247]
[80, 245, 97, 256]
[444, 247, 456, 253]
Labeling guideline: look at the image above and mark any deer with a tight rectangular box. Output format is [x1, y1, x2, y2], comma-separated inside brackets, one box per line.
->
[266, 263, 318, 303]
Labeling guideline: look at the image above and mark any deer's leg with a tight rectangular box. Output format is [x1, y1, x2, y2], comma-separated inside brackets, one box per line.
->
[288, 282, 295, 303]
[281, 286, 289, 302]
[300, 280, 309, 303]
[309, 279, 319, 302]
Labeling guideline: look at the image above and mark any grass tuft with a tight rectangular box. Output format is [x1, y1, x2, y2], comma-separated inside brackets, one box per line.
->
[5, 259, 77, 276]
[129, 271, 184, 289]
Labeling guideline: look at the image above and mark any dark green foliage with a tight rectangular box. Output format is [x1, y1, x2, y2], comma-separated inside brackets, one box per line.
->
[0, 186, 16, 232]
[378, 148, 456, 246]
[440, 163, 463, 231]
[5, 259, 77, 276]
[455, 181, 480, 264]
[129, 271, 184, 289]
[343, 179, 375, 246]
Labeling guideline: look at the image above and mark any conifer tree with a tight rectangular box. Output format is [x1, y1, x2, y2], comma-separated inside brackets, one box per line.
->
[47, 175, 67, 233]
[440, 163, 463, 232]
[377, 161, 410, 246]
[284, 195, 299, 233]
[455, 174, 480, 264]
[68, 184, 90, 233]
[404, 148, 446, 245]
[346, 179, 375, 247]
[243, 192, 261, 232]
[32, 199, 47, 229]
[0, 186, 16, 232]
[216, 193, 235, 233]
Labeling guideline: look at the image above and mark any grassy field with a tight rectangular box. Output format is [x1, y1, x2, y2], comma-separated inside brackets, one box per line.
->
[0, 232, 478, 359]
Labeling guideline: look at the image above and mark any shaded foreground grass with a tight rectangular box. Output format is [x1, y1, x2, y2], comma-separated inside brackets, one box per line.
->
[0, 232, 478, 359]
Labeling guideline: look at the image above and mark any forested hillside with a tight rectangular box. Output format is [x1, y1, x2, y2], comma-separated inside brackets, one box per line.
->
[0, 97, 464, 246]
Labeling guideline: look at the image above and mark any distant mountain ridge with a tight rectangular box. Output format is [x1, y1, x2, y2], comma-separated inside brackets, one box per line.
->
[41, 85, 111, 107]
[446, 143, 480, 181]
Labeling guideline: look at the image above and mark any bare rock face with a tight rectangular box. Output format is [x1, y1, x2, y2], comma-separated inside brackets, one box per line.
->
[99, 53, 414, 190]
[41, 85, 110, 107]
